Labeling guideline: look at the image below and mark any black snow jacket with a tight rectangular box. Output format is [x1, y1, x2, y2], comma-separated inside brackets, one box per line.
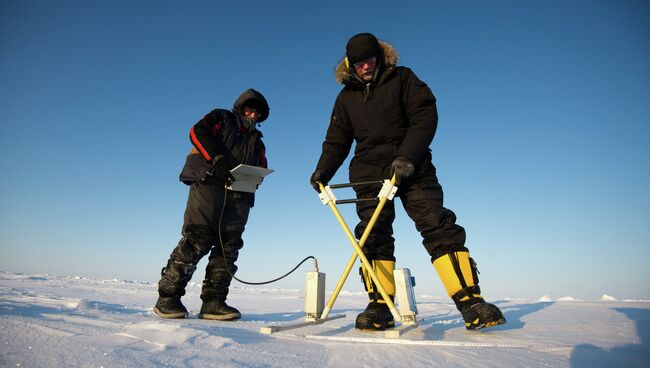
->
[179, 89, 269, 185]
[315, 41, 438, 183]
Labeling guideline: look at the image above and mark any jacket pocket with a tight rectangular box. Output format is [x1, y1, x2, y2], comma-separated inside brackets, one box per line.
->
[179, 154, 212, 185]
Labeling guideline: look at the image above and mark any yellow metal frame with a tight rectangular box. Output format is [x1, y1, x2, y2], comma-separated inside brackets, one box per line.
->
[318, 176, 403, 323]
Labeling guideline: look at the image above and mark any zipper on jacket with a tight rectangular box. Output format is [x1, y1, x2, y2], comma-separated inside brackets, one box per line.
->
[363, 83, 371, 102]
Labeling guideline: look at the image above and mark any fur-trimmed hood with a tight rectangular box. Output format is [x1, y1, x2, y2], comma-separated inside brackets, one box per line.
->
[334, 40, 400, 84]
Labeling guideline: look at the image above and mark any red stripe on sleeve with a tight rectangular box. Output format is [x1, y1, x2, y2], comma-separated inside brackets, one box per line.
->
[190, 126, 212, 161]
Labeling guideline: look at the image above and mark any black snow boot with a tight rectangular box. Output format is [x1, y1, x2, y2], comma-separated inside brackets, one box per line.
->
[153, 297, 189, 319]
[453, 294, 506, 330]
[355, 298, 395, 331]
[198, 300, 241, 321]
[199, 244, 241, 320]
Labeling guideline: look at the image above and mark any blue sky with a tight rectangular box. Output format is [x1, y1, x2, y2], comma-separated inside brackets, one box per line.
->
[1, 0, 648, 300]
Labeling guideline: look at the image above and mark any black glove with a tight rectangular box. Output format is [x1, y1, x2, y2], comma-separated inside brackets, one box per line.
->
[390, 156, 415, 185]
[207, 156, 235, 184]
[310, 169, 327, 193]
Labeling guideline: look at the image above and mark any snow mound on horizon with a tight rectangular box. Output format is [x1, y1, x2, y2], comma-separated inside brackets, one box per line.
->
[600, 294, 617, 301]
[339, 290, 366, 296]
[538, 294, 553, 302]
[557, 296, 582, 302]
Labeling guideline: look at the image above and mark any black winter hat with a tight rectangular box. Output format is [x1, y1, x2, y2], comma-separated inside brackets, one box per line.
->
[234, 88, 270, 123]
[346, 33, 382, 65]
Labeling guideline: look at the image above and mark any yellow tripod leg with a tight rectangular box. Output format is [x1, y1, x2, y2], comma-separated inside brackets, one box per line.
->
[319, 177, 402, 323]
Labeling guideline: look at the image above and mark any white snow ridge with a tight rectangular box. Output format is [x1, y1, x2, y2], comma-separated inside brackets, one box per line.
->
[0, 271, 648, 367]
[557, 296, 582, 302]
[600, 294, 618, 301]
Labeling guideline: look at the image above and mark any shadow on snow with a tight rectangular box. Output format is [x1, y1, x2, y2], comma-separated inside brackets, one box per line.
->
[570, 307, 650, 368]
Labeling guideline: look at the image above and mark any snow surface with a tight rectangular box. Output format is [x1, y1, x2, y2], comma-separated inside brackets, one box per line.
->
[1, 271, 648, 367]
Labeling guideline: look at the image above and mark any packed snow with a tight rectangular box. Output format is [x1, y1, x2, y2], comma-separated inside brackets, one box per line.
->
[1, 271, 648, 367]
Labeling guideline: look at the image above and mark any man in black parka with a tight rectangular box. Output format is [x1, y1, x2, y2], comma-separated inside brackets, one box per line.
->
[310, 33, 505, 331]
[154, 88, 269, 320]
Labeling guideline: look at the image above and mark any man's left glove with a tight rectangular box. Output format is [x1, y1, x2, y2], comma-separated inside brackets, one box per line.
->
[390, 156, 415, 185]
[310, 169, 328, 193]
[208, 156, 235, 184]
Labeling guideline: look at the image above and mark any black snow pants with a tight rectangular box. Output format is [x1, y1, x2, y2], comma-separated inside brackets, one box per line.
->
[351, 160, 467, 263]
[158, 176, 253, 302]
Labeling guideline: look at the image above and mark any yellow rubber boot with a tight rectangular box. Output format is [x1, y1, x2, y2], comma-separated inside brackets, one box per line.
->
[356, 260, 395, 330]
[361, 259, 396, 298]
[433, 251, 506, 330]
[433, 251, 479, 299]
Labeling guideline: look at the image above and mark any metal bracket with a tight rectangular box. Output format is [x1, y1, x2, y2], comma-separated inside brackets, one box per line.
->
[377, 180, 398, 200]
[319, 186, 337, 205]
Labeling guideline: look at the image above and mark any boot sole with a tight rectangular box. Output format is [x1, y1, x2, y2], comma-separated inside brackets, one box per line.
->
[466, 316, 507, 330]
[355, 317, 395, 331]
[463, 302, 507, 330]
[153, 307, 188, 319]
[198, 312, 241, 321]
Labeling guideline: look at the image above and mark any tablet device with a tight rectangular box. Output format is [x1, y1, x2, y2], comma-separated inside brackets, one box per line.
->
[227, 164, 274, 193]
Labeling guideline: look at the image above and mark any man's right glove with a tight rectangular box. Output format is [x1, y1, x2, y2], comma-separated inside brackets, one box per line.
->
[207, 156, 235, 184]
[310, 169, 328, 193]
[390, 156, 415, 185]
